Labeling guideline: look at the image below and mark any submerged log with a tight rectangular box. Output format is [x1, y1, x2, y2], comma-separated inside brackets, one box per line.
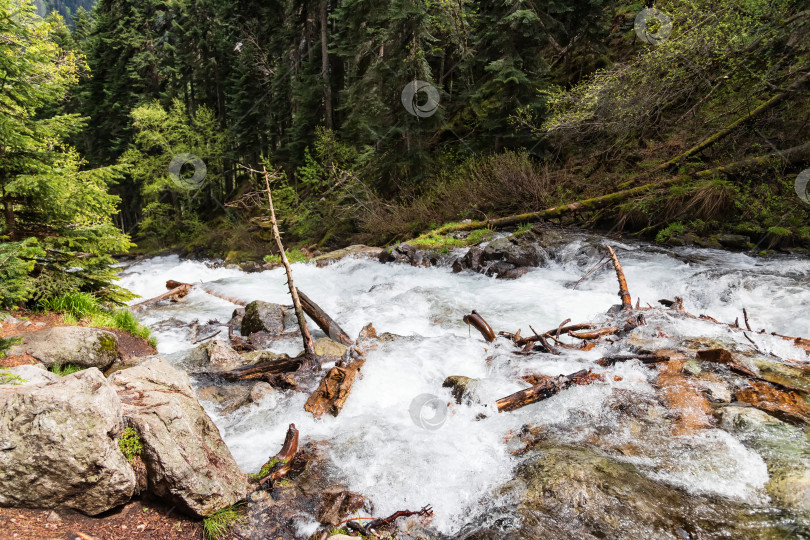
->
[297, 288, 353, 347]
[496, 369, 590, 413]
[569, 327, 618, 340]
[463, 310, 496, 342]
[304, 323, 377, 418]
[347, 505, 433, 534]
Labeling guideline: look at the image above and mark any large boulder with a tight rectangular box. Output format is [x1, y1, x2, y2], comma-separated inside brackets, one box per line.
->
[313, 245, 383, 267]
[0, 368, 135, 515]
[241, 301, 285, 336]
[109, 357, 247, 517]
[8, 326, 119, 370]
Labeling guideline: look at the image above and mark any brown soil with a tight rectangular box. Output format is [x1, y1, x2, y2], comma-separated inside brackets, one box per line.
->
[0, 499, 204, 540]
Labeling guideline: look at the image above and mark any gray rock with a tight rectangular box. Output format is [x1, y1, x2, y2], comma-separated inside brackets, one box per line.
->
[109, 357, 247, 517]
[313, 338, 347, 357]
[0, 364, 59, 386]
[183, 339, 244, 373]
[241, 301, 285, 336]
[0, 368, 135, 515]
[718, 234, 751, 250]
[196, 384, 252, 413]
[8, 327, 119, 370]
[249, 382, 275, 403]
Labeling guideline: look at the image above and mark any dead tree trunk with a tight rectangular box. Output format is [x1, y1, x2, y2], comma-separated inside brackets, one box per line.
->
[219, 355, 303, 381]
[297, 288, 353, 347]
[257, 423, 299, 487]
[262, 166, 315, 357]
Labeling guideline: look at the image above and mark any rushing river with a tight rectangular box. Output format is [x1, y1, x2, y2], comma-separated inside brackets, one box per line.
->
[118, 233, 810, 537]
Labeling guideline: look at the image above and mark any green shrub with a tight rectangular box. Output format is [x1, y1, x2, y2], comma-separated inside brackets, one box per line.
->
[656, 222, 686, 244]
[118, 427, 142, 463]
[50, 364, 83, 377]
[38, 292, 100, 320]
[203, 504, 245, 539]
[0, 371, 24, 385]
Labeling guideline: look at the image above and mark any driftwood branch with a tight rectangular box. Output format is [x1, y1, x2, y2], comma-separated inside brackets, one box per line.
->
[297, 288, 353, 347]
[496, 369, 591, 413]
[463, 310, 496, 342]
[606, 245, 632, 310]
[131, 281, 192, 310]
[304, 324, 377, 418]
[220, 355, 304, 381]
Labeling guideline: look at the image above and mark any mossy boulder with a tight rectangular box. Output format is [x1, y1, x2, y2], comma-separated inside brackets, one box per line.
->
[241, 300, 285, 336]
[7, 327, 119, 371]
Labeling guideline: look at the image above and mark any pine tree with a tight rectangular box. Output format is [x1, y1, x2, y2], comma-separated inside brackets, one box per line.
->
[0, 0, 133, 306]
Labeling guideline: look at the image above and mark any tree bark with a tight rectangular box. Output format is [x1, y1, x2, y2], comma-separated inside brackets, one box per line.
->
[219, 355, 304, 381]
[297, 288, 352, 346]
[463, 310, 495, 342]
[496, 369, 590, 413]
[606, 245, 632, 310]
[320, 0, 333, 129]
[131, 282, 192, 310]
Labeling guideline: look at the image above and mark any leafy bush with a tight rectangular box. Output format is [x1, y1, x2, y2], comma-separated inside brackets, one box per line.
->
[656, 222, 686, 244]
[118, 427, 142, 463]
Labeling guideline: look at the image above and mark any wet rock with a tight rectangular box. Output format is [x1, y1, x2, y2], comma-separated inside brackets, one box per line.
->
[184, 339, 244, 373]
[249, 382, 276, 403]
[718, 406, 810, 512]
[443, 375, 481, 405]
[717, 234, 751, 250]
[313, 245, 383, 267]
[379, 242, 438, 267]
[696, 348, 733, 364]
[452, 246, 484, 273]
[240, 350, 292, 365]
[655, 357, 713, 435]
[0, 368, 135, 515]
[313, 338, 348, 357]
[8, 327, 119, 371]
[0, 364, 58, 386]
[477, 443, 771, 539]
[735, 381, 810, 424]
[242, 301, 285, 336]
[482, 234, 546, 269]
[240, 261, 264, 273]
[196, 384, 252, 412]
[109, 357, 247, 517]
[750, 357, 810, 394]
[227, 308, 245, 334]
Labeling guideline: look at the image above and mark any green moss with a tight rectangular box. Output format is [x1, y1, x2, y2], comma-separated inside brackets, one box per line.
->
[248, 457, 284, 480]
[50, 363, 83, 376]
[767, 226, 791, 237]
[263, 249, 309, 264]
[118, 427, 142, 463]
[203, 503, 245, 539]
[97, 334, 118, 353]
[656, 222, 685, 244]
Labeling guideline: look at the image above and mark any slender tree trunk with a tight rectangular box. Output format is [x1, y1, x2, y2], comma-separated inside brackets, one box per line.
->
[263, 167, 315, 357]
[320, 0, 333, 129]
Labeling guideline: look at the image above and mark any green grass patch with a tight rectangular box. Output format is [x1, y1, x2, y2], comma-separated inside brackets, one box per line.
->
[203, 503, 245, 539]
[50, 363, 84, 376]
[118, 427, 142, 462]
[263, 249, 309, 264]
[410, 228, 493, 251]
[38, 293, 156, 347]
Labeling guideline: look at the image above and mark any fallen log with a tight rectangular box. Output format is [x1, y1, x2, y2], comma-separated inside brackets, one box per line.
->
[496, 369, 590, 413]
[219, 355, 304, 381]
[257, 423, 299, 487]
[296, 288, 353, 347]
[131, 281, 192, 310]
[463, 310, 496, 342]
[597, 354, 667, 367]
[606, 245, 632, 310]
[514, 323, 596, 345]
[305, 323, 377, 418]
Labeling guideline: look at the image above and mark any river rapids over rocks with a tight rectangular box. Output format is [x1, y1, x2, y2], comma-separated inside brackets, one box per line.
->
[119, 230, 810, 539]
